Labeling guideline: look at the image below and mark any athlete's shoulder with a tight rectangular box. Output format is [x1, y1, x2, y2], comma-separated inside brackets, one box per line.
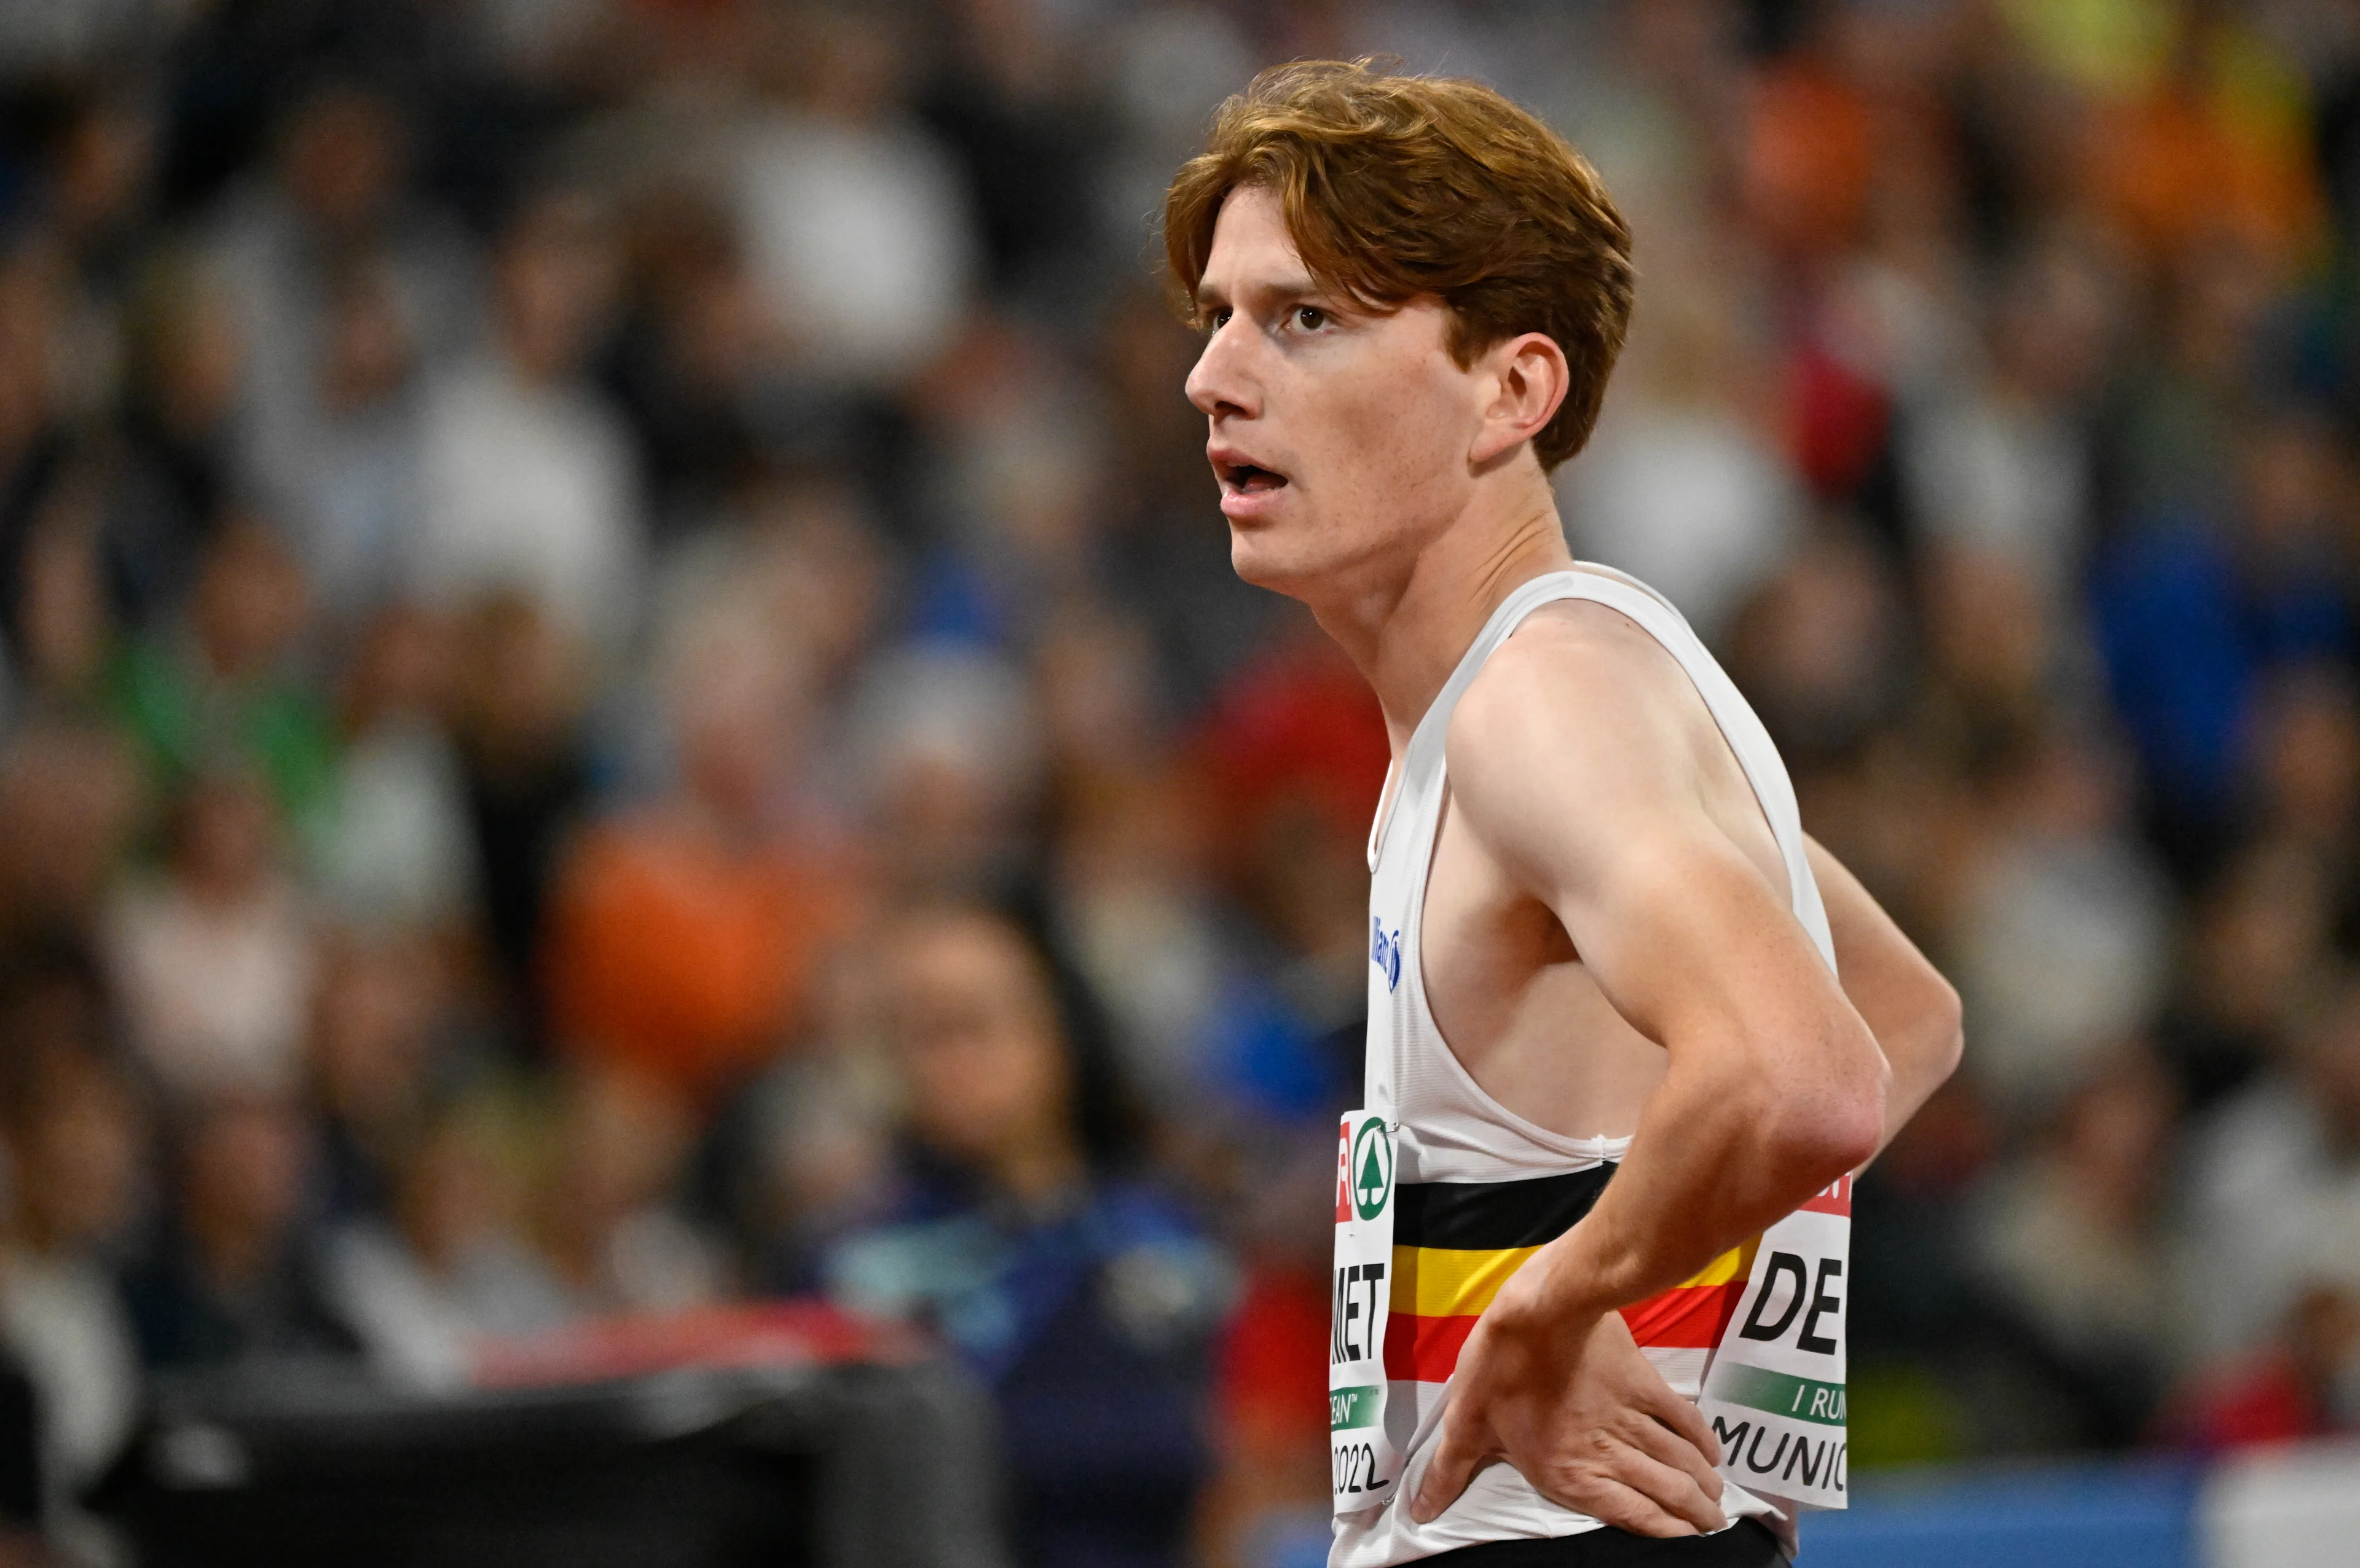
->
[1446, 595, 1699, 784]
[1441, 593, 1717, 892]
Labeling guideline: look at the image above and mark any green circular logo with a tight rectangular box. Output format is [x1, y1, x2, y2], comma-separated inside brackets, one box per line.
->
[1351, 1116, 1393, 1221]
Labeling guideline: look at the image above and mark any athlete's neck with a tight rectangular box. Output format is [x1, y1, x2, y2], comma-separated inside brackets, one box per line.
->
[1308, 468, 1575, 755]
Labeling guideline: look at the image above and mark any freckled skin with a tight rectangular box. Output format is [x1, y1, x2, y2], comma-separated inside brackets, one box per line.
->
[1186, 184, 1964, 1537]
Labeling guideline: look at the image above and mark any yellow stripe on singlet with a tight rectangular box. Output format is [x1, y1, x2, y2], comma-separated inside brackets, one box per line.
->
[1389, 1240, 1753, 1319]
[1388, 1244, 1541, 1317]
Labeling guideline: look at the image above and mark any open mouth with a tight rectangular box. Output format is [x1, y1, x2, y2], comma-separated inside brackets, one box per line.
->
[1221, 461, 1289, 495]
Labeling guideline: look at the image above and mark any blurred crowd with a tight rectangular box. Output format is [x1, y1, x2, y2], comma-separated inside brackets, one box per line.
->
[1, 0, 2359, 1564]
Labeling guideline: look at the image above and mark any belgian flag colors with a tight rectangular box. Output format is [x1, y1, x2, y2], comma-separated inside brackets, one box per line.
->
[1381, 1165, 1756, 1383]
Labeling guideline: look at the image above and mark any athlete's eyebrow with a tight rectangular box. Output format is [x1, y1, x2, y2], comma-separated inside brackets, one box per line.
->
[1195, 270, 1334, 318]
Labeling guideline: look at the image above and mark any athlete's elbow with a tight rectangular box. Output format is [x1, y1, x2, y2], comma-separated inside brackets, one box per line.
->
[1761, 1037, 1886, 1183]
[1916, 976, 1965, 1092]
[1825, 1094, 1886, 1178]
[1773, 1103, 1881, 1189]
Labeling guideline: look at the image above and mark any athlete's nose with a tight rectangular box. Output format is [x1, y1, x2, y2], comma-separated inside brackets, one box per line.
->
[1185, 318, 1259, 422]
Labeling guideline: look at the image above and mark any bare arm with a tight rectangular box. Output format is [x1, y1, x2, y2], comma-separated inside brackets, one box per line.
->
[1410, 610, 1890, 1530]
[1806, 834, 1962, 1158]
[1457, 623, 1887, 1320]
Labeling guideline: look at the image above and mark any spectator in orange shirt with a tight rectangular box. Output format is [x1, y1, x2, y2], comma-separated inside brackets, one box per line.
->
[2082, 11, 2324, 271]
[541, 623, 863, 1105]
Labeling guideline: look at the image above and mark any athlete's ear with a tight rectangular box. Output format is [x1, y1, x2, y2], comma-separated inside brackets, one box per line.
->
[1468, 331, 1570, 469]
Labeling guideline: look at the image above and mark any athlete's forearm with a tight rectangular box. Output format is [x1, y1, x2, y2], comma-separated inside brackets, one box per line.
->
[1803, 836, 1962, 1160]
[1507, 1017, 1884, 1326]
[1865, 1000, 1961, 1158]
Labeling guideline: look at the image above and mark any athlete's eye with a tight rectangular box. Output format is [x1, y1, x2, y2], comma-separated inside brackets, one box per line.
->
[1296, 305, 1328, 331]
[1205, 307, 1232, 332]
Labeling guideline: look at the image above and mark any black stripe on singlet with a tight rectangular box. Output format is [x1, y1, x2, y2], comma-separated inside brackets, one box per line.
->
[1391, 1164, 1616, 1250]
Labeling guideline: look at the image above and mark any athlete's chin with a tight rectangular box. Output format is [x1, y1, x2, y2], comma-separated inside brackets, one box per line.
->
[1227, 525, 1326, 598]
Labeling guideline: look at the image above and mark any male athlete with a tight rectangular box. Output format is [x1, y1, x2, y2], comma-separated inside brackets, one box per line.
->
[1166, 63, 1962, 1566]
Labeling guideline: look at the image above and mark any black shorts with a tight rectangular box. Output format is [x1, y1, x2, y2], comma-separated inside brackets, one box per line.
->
[1418, 1519, 1788, 1567]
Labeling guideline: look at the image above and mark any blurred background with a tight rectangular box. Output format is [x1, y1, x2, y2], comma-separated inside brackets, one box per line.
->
[0, 0, 2357, 1564]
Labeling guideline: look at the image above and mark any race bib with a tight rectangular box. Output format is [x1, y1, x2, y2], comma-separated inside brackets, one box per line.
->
[1697, 1174, 1851, 1510]
[1330, 1109, 1401, 1513]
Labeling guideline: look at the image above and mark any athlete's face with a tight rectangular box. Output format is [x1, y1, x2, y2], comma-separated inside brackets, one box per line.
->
[1186, 186, 1490, 596]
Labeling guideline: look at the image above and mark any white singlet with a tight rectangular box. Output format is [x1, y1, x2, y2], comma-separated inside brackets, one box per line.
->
[1334, 566, 1839, 1567]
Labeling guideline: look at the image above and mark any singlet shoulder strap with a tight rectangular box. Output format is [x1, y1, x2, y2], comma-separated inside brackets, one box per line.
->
[1393, 568, 1836, 974]
[1395, 573, 1591, 788]
[1369, 573, 1586, 870]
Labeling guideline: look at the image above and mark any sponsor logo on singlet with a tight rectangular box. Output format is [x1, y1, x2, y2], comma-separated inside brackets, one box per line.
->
[1370, 918, 1403, 992]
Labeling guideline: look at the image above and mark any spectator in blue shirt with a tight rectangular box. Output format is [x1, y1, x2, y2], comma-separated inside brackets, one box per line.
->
[824, 904, 1229, 1568]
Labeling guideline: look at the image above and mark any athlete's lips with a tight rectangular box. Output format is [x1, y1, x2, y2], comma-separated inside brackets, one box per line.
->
[1210, 442, 1290, 519]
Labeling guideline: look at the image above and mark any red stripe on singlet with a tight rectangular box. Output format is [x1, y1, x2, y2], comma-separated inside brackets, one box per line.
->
[1381, 1278, 1747, 1384]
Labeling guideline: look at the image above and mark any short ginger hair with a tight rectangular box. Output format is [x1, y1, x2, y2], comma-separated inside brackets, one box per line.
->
[1165, 60, 1635, 471]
